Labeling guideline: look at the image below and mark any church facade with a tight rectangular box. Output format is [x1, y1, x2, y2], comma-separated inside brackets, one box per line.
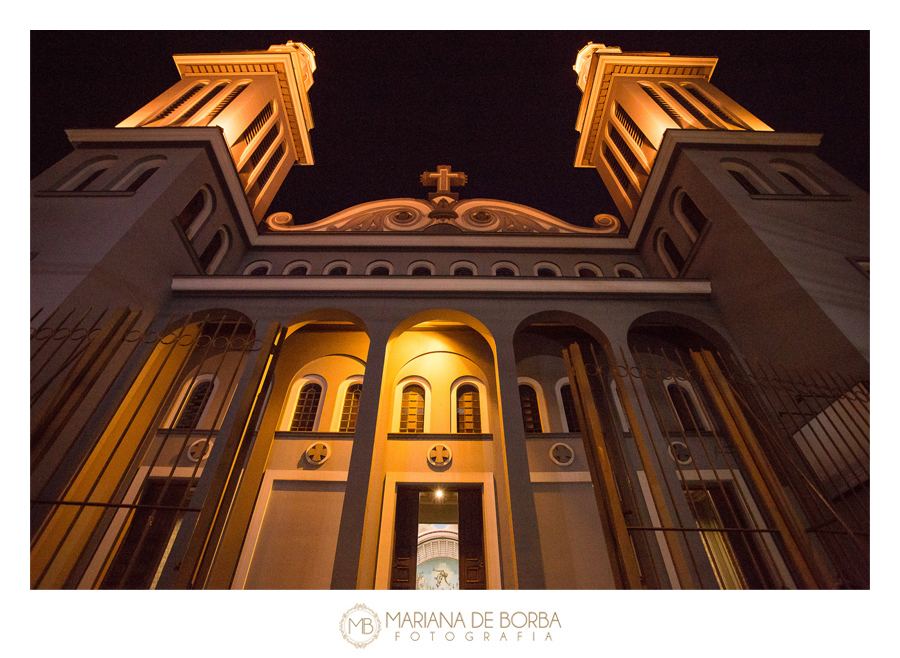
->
[30, 40, 869, 590]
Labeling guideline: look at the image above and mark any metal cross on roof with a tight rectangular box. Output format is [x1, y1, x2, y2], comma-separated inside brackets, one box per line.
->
[420, 165, 467, 195]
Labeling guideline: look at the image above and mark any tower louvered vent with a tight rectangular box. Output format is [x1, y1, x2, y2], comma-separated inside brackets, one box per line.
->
[206, 82, 250, 122]
[256, 142, 285, 190]
[603, 143, 632, 192]
[683, 84, 745, 129]
[639, 84, 684, 126]
[149, 83, 206, 123]
[249, 124, 281, 168]
[608, 124, 640, 172]
[661, 83, 716, 128]
[238, 103, 274, 146]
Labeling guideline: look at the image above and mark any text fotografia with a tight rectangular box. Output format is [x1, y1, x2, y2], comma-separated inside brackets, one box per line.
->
[386, 611, 561, 642]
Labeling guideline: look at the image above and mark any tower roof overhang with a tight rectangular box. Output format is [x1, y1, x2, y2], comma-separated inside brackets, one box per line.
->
[172, 43, 316, 166]
[574, 50, 719, 168]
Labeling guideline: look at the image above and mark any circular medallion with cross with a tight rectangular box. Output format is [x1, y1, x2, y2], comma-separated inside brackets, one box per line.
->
[187, 438, 213, 463]
[549, 442, 575, 467]
[427, 443, 452, 469]
[305, 442, 331, 466]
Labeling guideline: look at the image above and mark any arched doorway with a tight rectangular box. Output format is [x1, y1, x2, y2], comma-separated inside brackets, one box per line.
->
[372, 310, 502, 590]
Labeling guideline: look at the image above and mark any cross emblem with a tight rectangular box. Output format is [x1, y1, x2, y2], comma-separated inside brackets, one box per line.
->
[420, 165, 467, 195]
[551, 443, 574, 466]
[307, 442, 329, 464]
[428, 444, 452, 466]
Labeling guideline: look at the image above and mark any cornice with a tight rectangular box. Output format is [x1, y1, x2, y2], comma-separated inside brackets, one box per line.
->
[172, 275, 711, 297]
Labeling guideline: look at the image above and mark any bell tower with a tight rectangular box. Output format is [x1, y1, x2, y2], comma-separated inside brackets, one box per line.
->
[117, 41, 316, 222]
[573, 43, 771, 226]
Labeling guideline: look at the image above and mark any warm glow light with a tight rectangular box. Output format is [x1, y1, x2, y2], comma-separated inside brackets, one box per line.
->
[435, 489, 444, 500]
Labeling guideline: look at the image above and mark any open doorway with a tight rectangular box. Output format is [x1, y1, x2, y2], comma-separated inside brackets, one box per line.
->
[389, 485, 485, 590]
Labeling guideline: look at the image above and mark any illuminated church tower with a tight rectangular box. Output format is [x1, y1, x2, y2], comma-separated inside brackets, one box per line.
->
[573, 44, 771, 226]
[30, 42, 316, 318]
[116, 42, 316, 222]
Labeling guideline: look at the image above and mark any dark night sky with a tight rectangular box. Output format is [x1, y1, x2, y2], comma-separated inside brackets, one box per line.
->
[30, 30, 869, 228]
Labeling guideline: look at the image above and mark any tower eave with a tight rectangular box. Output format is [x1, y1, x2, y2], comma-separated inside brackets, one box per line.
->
[574, 53, 720, 168]
[172, 49, 315, 166]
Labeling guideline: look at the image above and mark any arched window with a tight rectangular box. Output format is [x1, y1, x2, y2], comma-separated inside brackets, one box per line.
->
[665, 380, 712, 432]
[199, 226, 230, 274]
[408, 261, 435, 276]
[455, 384, 482, 434]
[559, 383, 581, 433]
[399, 384, 426, 433]
[366, 261, 393, 276]
[673, 189, 709, 242]
[657, 229, 685, 277]
[771, 161, 828, 195]
[722, 160, 774, 195]
[243, 262, 270, 276]
[58, 156, 118, 192]
[519, 384, 543, 433]
[290, 382, 323, 432]
[492, 262, 519, 277]
[173, 380, 213, 431]
[339, 382, 363, 433]
[727, 169, 760, 194]
[284, 261, 309, 276]
[204, 81, 251, 123]
[576, 264, 602, 278]
[451, 261, 477, 276]
[177, 187, 214, 239]
[614, 263, 643, 278]
[110, 157, 167, 193]
[325, 261, 350, 275]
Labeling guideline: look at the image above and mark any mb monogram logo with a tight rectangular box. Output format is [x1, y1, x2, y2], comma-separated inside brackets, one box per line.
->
[340, 604, 382, 648]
